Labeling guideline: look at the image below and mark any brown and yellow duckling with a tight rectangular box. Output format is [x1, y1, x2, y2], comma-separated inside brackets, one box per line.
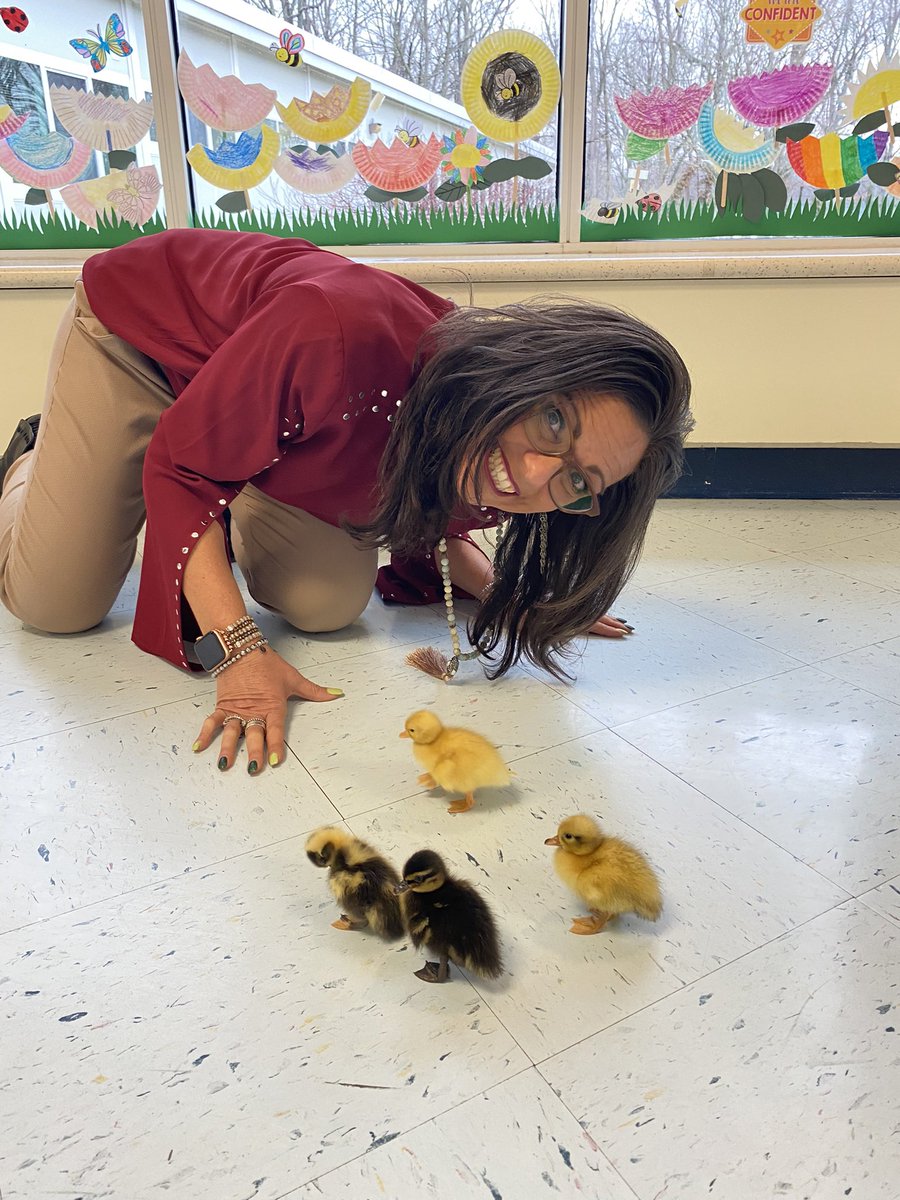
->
[395, 850, 503, 983]
[400, 710, 510, 814]
[305, 826, 404, 939]
[545, 814, 662, 935]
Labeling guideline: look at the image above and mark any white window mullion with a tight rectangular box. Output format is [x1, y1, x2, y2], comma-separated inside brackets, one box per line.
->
[141, 0, 192, 228]
[558, 0, 589, 247]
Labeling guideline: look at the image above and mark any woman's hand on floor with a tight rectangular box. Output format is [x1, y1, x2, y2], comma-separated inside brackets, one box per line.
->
[192, 647, 343, 775]
[588, 614, 635, 638]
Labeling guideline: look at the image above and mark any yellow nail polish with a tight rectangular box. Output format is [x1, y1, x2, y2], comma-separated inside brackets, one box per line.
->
[326, 688, 344, 697]
[192, 740, 202, 752]
[269, 752, 279, 767]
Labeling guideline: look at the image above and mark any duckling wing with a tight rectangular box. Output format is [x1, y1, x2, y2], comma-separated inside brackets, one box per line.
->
[438, 880, 504, 980]
[430, 732, 510, 793]
[580, 842, 662, 920]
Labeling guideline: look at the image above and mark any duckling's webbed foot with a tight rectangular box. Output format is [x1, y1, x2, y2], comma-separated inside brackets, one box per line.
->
[332, 914, 367, 931]
[418, 773, 437, 788]
[414, 956, 450, 983]
[447, 792, 475, 814]
[569, 912, 611, 935]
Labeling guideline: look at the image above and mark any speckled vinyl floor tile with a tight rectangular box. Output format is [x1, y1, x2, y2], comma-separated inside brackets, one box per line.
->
[617, 665, 900, 894]
[349, 729, 844, 1061]
[663, 498, 900, 553]
[0, 841, 529, 1200]
[541, 901, 900, 1200]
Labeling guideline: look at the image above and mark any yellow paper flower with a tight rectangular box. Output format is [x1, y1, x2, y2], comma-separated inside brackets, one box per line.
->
[275, 79, 373, 143]
[186, 125, 279, 190]
[461, 29, 560, 142]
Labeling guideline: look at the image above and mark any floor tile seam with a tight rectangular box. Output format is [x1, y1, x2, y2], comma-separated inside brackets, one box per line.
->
[530, 893, 861, 1078]
[796, 657, 900, 714]
[267, 626, 453, 672]
[604, 725, 862, 898]
[856, 895, 900, 929]
[657, 509, 900, 551]
[272, 1064, 537, 1198]
[0, 684, 213, 749]
[0, 811, 346, 940]
[631, 554, 783, 590]
[778, 549, 900, 592]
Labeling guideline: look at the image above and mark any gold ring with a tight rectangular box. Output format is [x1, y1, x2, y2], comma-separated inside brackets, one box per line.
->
[244, 716, 267, 730]
[221, 713, 246, 728]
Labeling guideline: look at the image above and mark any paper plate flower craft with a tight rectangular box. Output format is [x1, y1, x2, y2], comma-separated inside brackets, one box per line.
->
[461, 30, 560, 142]
[728, 64, 833, 128]
[841, 56, 900, 141]
[785, 129, 889, 190]
[439, 126, 491, 186]
[697, 101, 776, 172]
[274, 145, 358, 194]
[0, 119, 92, 214]
[0, 104, 30, 139]
[625, 131, 668, 162]
[61, 162, 160, 228]
[275, 79, 373, 143]
[351, 133, 443, 191]
[186, 126, 279, 191]
[615, 82, 712, 140]
[50, 86, 154, 152]
[177, 51, 275, 132]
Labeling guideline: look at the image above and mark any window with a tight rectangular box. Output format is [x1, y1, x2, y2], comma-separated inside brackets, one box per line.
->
[0, 3, 164, 248]
[582, 0, 900, 242]
[172, 0, 561, 244]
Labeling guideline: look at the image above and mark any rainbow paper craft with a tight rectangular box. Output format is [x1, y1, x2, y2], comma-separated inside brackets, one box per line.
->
[50, 86, 154, 151]
[177, 51, 275, 132]
[0, 123, 92, 188]
[614, 82, 712, 139]
[275, 80, 373, 142]
[274, 147, 358, 194]
[186, 126, 279, 189]
[0, 104, 30, 139]
[786, 130, 889, 188]
[728, 64, 832, 127]
[697, 101, 776, 172]
[351, 134, 442, 191]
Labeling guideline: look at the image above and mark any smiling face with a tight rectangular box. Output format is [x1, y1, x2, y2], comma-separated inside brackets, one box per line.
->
[462, 391, 650, 516]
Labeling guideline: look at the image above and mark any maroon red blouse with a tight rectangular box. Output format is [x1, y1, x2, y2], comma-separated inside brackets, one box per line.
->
[82, 230, 497, 670]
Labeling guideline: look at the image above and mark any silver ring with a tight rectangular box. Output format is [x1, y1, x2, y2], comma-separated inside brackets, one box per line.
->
[244, 716, 267, 730]
[221, 713, 246, 728]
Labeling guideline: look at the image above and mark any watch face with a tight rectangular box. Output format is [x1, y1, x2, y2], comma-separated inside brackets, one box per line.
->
[195, 630, 228, 671]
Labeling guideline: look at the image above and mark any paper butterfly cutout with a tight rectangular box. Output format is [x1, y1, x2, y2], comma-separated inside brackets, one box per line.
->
[70, 13, 133, 74]
[108, 162, 160, 226]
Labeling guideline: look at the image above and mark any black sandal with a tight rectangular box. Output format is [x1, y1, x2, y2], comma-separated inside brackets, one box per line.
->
[0, 415, 40, 490]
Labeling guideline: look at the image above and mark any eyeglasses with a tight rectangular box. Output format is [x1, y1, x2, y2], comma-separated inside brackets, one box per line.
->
[521, 400, 602, 517]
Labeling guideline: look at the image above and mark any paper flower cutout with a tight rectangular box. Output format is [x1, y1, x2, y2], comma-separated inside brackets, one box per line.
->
[697, 101, 776, 173]
[728, 64, 833, 128]
[186, 126, 279, 189]
[439, 126, 491, 185]
[50, 86, 153, 151]
[61, 163, 160, 228]
[0, 121, 92, 189]
[841, 56, 900, 124]
[274, 146, 357, 194]
[351, 133, 442, 190]
[108, 162, 161, 224]
[625, 131, 667, 162]
[615, 82, 712, 139]
[275, 79, 373, 142]
[0, 104, 29, 139]
[177, 51, 275, 132]
[461, 30, 560, 142]
[786, 130, 889, 188]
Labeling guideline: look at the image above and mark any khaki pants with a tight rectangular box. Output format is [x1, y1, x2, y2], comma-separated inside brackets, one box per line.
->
[0, 281, 376, 636]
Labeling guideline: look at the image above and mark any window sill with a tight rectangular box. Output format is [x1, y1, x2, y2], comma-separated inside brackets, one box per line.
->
[1, 239, 898, 289]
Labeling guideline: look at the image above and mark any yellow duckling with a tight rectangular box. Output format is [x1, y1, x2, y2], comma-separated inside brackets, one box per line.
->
[400, 709, 510, 814]
[545, 814, 662, 935]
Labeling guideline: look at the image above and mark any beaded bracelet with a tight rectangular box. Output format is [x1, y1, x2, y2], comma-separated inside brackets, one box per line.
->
[210, 636, 269, 679]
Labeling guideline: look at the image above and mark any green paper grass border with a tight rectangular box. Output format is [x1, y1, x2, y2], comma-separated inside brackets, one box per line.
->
[0, 210, 167, 250]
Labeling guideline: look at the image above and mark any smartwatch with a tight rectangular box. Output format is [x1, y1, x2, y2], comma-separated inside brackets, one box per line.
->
[194, 629, 230, 671]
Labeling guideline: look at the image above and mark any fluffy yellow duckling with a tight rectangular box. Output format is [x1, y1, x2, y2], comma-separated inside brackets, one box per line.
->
[305, 826, 404, 938]
[400, 710, 510, 814]
[545, 814, 662, 935]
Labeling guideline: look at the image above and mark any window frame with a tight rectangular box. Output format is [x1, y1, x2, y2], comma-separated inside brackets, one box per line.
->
[0, 0, 897, 280]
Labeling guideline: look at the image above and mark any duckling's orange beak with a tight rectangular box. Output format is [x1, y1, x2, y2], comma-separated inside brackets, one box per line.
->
[544, 835, 560, 846]
[399, 730, 411, 738]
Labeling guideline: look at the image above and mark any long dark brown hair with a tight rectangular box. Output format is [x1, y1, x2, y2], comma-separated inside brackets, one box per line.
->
[350, 299, 693, 679]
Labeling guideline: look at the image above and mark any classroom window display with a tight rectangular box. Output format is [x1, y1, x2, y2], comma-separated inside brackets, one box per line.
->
[582, 0, 900, 240]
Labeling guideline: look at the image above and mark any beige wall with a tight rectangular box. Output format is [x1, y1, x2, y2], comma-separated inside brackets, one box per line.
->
[2, 277, 899, 446]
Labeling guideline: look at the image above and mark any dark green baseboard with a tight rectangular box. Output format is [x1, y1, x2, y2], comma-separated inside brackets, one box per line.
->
[669, 448, 900, 500]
